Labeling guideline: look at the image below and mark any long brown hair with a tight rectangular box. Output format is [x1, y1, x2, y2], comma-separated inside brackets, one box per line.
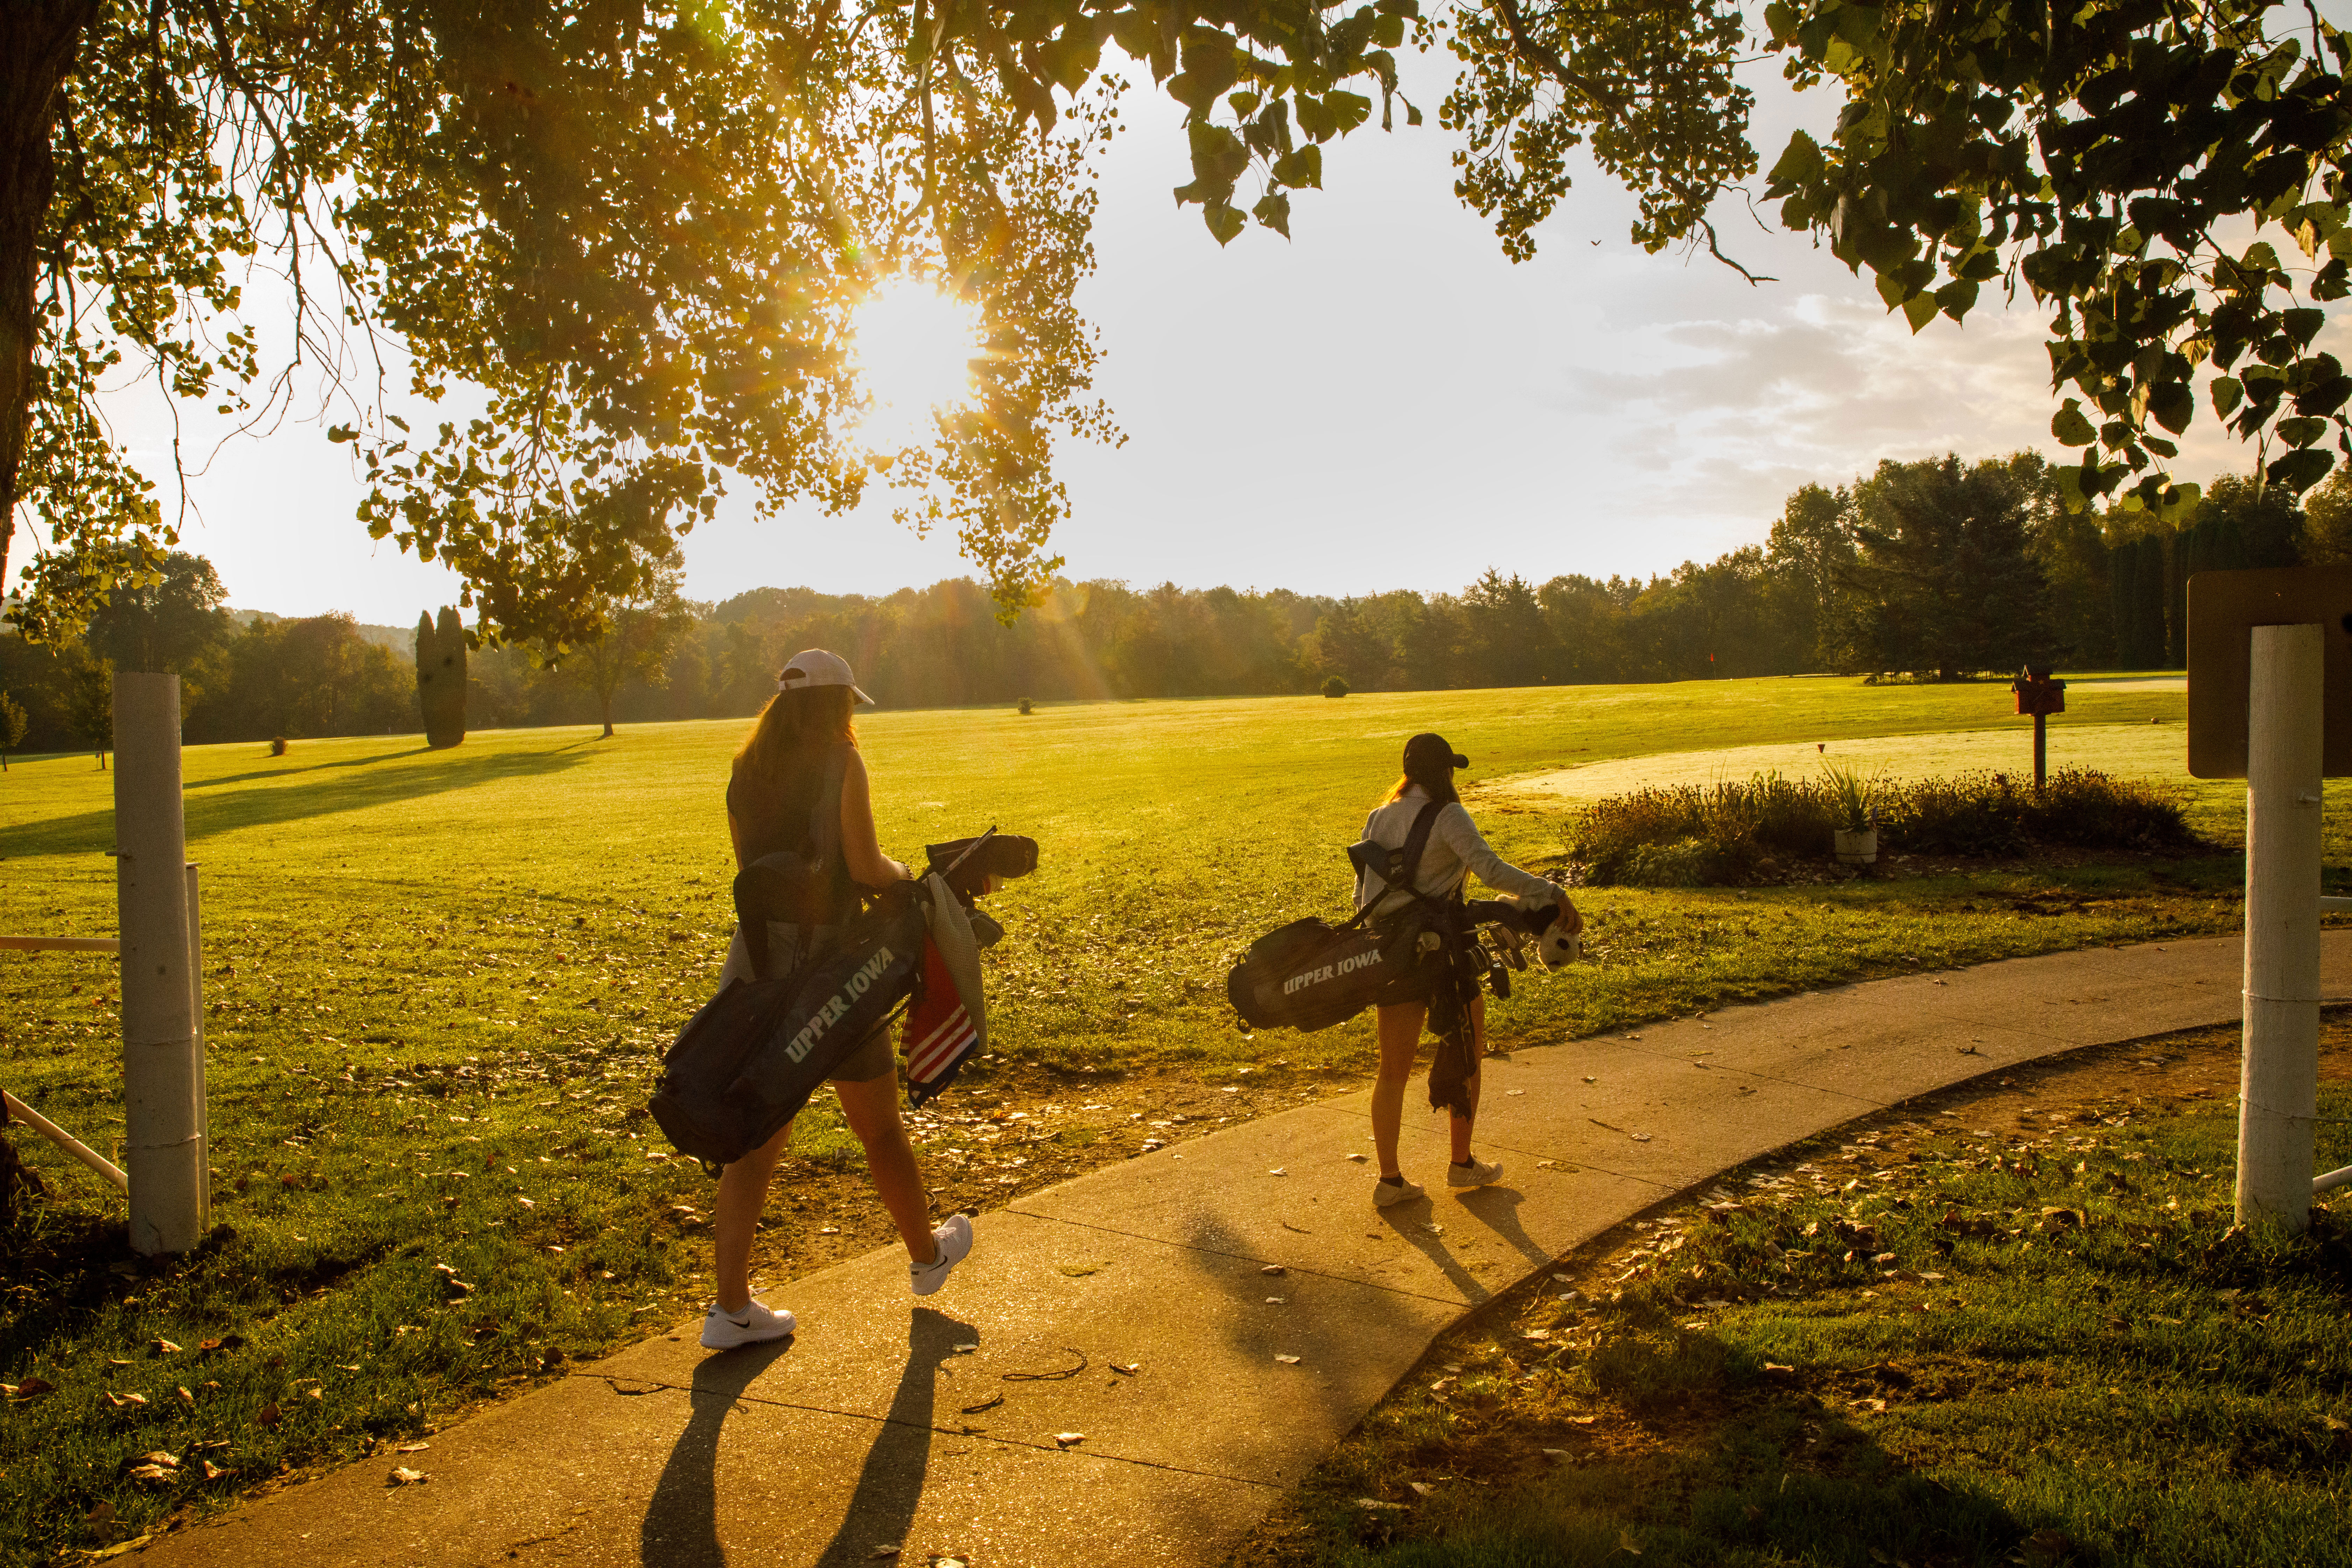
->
[733, 686, 856, 805]
[1384, 765, 1459, 806]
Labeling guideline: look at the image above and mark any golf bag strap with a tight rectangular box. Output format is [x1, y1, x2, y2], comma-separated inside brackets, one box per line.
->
[1354, 800, 1444, 932]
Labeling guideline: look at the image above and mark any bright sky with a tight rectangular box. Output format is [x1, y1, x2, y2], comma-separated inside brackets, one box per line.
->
[55, 35, 2351, 624]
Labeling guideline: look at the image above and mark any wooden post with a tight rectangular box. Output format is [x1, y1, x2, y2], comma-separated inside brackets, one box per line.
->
[114, 673, 204, 1255]
[2238, 624, 2324, 1231]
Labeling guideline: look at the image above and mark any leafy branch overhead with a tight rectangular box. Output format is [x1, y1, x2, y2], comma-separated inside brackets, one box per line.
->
[1757, 0, 2352, 514]
[12, 0, 2352, 651]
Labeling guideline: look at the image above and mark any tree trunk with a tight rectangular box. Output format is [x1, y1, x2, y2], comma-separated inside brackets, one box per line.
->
[0, 2, 99, 591]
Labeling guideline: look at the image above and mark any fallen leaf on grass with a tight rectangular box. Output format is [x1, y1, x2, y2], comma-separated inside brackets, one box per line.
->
[103, 1391, 148, 1409]
[1109, 1363, 1141, 1376]
[395, 1442, 430, 1453]
[1053, 1432, 1085, 1447]
[1346, 1152, 1367, 1162]
[868, 1546, 902, 1559]
[1353, 1499, 1406, 1511]
[1568, 1415, 1597, 1426]
[386, 1467, 428, 1487]
[1618, 1528, 1643, 1555]
[150, 1339, 181, 1356]
[1541, 1447, 1570, 1462]
[1274, 1354, 1301, 1365]
[5, 1377, 51, 1399]
[201, 1460, 232, 1481]
[1408, 1481, 1434, 1496]
[1261, 1264, 1287, 1276]
[1268, 1167, 1287, 1176]
[258, 1401, 282, 1428]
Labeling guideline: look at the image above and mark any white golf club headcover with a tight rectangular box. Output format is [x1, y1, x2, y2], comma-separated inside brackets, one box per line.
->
[1514, 889, 1578, 969]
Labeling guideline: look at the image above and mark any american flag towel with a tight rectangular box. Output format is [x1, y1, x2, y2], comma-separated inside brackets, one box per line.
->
[904, 872, 986, 1106]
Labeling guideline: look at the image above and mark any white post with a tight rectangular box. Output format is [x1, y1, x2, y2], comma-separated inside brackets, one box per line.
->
[186, 861, 208, 1229]
[2239, 623, 2325, 1231]
[114, 673, 204, 1255]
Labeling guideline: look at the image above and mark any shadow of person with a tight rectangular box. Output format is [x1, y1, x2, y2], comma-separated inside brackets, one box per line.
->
[1449, 1182, 1556, 1269]
[1376, 1199, 1488, 1306]
[639, 1336, 794, 1568]
[809, 1307, 978, 1568]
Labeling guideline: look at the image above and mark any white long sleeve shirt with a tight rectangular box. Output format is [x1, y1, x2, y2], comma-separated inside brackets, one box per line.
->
[1352, 785, 1557, 918]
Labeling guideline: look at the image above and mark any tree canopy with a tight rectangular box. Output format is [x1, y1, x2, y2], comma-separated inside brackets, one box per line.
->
[8, 0, 2351, 651]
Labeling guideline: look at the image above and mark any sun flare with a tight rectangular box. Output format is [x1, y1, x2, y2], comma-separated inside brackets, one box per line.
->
[852, 277, 982, 449]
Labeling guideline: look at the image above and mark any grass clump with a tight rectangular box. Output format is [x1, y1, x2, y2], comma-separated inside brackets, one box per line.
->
[1569, 766, 2198, 886]
[1237, 1026, 2352, 1568]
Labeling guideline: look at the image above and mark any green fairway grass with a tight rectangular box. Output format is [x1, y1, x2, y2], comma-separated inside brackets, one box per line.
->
[0, 672, 2290, 1559]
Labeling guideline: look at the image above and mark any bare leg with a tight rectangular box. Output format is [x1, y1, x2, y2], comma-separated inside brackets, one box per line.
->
[1448, 992, 1488, 1163]
[1372, 1003, 1423, 1178]
[712, 1118, 793, 1314]
[835, 1073, 941, 1264]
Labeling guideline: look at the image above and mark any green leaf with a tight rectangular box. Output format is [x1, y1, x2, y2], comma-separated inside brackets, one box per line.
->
[1204, 202, 1247, 246]
[1325, 91, 1372, 135]
[1294, 94, 1336, 142]
[1766, 131, 1825, 190]
[2277, 414, 2330, 448]
[1272, 145, 1322, 189]
[2268, 448, 2336, 493]
[2212, 377, 2245, 418]
[1405, 101, 1422, 127]
[1900, 293, 1938, 333]
[2147, 380, 2193, 435]
[2051, 400, 2097, 447]
[1252, 191, 1293, 237]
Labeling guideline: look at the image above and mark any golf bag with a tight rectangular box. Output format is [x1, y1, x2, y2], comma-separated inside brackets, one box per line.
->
[650, 888, 927, 1170]
[1226, 803, 1445, 1032]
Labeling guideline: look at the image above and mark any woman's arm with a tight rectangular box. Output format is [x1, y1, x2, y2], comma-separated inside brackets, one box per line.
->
[838, 749, 912, 886]
[1437, 804, 1581, 933]
[728, 811, 747, 872]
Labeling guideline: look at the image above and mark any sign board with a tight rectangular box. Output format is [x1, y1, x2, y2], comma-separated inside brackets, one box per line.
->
[2185, 565, 2352, 778]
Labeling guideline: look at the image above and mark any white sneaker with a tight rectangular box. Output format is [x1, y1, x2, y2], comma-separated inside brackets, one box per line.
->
[910, 1213, 973, 1296]
[1447, 1156, 1504, 1189]
[700, 1297, 796, 1350]
[1373, 1177, 1425, 1208]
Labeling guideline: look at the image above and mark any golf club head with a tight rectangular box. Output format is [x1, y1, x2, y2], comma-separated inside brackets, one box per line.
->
[1535, 918, 1579, 970]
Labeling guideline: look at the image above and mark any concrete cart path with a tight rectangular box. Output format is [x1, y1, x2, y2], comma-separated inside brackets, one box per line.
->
[136, 931, 2352, 1568]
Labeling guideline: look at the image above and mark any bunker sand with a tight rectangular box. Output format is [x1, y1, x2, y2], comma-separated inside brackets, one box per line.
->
[133, 932, 2352, 1568]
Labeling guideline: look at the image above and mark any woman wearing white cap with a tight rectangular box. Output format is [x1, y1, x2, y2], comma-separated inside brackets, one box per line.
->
[1355, 732, 1580, 1208]
[700, 649, 973, 1349]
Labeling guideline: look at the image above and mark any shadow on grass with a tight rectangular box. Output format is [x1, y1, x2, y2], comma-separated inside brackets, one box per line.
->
[6, 741, 600, 858]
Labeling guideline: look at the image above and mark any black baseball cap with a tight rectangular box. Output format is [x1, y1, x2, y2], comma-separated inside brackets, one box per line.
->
[1404, 732, 1469, 773]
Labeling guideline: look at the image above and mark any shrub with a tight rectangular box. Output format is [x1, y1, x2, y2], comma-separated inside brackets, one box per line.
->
[1018, 699, 1033, 715]
[1321, 675, 1349, 698]
[1566, 767, 2196, 886]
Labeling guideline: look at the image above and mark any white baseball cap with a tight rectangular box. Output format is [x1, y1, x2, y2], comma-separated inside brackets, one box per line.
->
[776, 648, 875, 705]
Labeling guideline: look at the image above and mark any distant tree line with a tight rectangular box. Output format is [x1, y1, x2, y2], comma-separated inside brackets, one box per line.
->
[6, 449, 2348, 757]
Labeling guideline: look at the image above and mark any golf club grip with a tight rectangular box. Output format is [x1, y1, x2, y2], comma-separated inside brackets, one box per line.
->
[1464, 898, 1561, 935]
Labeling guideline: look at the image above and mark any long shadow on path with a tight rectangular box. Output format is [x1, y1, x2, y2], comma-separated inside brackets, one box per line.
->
[637, 1309, 976, 1568]
[809, 1308, 978, 1568]
[639, 1337, 795, 1568]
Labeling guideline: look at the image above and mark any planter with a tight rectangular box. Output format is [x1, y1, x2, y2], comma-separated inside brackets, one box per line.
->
[1833, 827, 1878, 866]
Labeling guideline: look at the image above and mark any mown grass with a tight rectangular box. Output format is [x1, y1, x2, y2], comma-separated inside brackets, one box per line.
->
[0, 673, 2283, 1562]
[1238, 1024, 2352, 1568]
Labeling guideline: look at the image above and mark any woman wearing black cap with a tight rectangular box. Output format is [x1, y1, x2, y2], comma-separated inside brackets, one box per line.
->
[1355, 732, 1580, 1206]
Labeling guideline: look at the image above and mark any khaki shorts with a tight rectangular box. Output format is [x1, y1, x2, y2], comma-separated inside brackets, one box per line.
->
[718, 928, 897, 1085]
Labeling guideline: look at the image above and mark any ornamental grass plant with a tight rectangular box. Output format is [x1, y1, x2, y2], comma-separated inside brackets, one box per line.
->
[1568, 767, 2199, 887]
